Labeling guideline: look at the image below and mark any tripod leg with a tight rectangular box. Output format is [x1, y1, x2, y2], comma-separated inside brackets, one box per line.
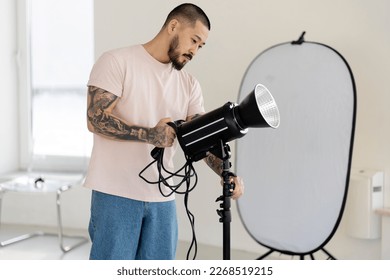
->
[322, 248, 336, 260]
[257, 249, 274, 260]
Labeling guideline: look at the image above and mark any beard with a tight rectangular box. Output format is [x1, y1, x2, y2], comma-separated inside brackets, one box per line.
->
[168, 35, 192, 71]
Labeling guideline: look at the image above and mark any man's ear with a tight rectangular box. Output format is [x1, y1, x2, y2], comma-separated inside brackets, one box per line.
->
[167, 19, 179, 34]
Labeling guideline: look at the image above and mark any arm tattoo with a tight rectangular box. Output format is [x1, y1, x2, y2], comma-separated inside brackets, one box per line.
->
[87, 86, 149, 142]
[204, 153, 223, 176]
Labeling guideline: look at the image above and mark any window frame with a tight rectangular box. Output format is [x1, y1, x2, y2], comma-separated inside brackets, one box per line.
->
[17, 0, 93, 173]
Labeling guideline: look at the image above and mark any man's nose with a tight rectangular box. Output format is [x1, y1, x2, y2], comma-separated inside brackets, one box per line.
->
[189, 47, 197, 57]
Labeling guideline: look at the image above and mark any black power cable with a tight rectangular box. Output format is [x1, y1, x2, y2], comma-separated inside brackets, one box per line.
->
[139, 147, 199, 260]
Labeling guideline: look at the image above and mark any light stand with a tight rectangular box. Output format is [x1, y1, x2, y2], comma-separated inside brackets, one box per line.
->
[213, 140, 235, 260]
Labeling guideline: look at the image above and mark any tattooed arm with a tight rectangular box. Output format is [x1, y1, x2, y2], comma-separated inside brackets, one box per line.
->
[204, 147, 244, 199]
[87, 86, 175, 147]
[205, 151, 245, 199]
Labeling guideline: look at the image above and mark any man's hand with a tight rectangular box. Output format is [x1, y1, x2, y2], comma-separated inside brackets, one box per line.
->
[204, 152, 245, 200]
[223, 175, 245, 200]
[148, 118, 176, 148]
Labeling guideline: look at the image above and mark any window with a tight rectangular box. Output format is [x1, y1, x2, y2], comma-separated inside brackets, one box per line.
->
[19, 0, 94, 172]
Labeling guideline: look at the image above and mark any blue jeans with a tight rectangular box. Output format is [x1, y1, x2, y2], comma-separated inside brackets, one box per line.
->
[88, 190, 178, 260]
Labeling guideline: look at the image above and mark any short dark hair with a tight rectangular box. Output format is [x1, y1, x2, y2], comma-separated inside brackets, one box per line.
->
[164, 3, 211, 30]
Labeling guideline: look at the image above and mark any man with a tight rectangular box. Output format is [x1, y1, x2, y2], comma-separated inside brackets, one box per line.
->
[85, 3, 244, 260]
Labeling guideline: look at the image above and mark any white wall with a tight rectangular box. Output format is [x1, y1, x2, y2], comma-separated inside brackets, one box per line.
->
[0, 0, 389, 260]
[0, 0, 19, 173]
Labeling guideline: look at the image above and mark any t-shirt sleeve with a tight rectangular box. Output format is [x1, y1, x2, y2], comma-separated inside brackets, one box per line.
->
[87, 52, 124, 97]
[187, 78, 206, 117]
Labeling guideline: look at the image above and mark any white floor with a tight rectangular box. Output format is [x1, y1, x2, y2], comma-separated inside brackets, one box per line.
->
[0, 224, 259, 260]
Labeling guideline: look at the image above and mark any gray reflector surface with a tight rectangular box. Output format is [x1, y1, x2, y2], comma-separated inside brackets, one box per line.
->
[236, 41, 356, 254]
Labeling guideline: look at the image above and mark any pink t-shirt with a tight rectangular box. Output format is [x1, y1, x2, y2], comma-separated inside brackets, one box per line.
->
[84, 45, 205, 202]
